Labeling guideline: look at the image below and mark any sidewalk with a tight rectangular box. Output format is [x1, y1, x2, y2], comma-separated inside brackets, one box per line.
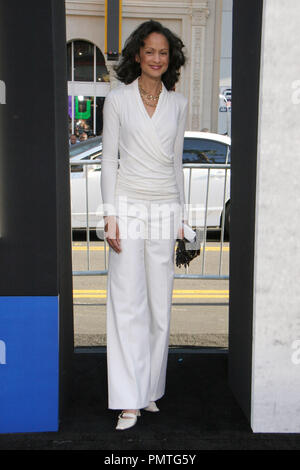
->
[1, 349, 300, 450]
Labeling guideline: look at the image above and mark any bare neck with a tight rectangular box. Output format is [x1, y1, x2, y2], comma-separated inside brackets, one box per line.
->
[138, 74, 162, 94]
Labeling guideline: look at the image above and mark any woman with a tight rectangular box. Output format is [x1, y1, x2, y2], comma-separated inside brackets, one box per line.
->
[101, 20, 189, 430]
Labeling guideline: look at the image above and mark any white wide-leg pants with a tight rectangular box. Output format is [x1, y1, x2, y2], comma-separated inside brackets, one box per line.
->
[106, 196, 182, 409]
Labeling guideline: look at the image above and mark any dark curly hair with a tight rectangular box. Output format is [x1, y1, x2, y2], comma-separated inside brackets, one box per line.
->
[113, 20, 186, 91]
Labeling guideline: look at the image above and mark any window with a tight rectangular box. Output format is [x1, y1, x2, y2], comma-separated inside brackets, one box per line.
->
[96, 48, 110, 82]
[70, 137, 102, 172]
[183, 138, 228, 164]
[69, 137, 102, 158]
[74, 41, 94, 82]
[67, 40, 109, 83]
[67, 40, 109, 137]
[74, 95, 94, 136]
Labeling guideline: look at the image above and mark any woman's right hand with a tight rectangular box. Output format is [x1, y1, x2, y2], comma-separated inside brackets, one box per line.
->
[104, 215, 122, 253]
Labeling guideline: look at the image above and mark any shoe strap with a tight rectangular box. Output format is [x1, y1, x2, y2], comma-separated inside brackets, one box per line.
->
[119, 412, 137, 419]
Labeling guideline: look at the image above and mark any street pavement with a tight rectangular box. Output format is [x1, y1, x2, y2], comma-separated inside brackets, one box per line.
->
[72, 231, 229, 349]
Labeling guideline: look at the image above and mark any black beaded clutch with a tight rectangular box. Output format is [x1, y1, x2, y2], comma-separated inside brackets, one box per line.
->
[175, 230, 202, 268]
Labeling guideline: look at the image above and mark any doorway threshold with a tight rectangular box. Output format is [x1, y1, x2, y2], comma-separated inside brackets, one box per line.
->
[74, 345, 228, 354]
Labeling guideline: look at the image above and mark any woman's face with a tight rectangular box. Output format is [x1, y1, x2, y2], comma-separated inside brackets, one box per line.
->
[136, 32, 169, 79]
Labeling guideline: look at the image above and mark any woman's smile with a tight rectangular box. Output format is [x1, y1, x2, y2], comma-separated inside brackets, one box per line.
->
[136, 32, 170, 79]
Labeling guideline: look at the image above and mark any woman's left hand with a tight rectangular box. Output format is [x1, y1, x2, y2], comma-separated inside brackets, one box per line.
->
[177, 224, 184, 240]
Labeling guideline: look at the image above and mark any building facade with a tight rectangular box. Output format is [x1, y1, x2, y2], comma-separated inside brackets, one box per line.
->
[66, 0, 228, 136]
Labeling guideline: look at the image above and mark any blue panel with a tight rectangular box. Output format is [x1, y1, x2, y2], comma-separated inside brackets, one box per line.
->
[0, 296, 59, 433]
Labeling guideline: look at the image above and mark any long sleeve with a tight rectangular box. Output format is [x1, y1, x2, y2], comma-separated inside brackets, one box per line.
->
[173, 98, 188, 223]
[100, 92, 120, 217]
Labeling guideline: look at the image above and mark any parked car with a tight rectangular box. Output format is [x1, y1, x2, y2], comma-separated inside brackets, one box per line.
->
[182, 131, 230, 236]
[70, 131, 231, 237]
[70, 136, 102, 229]
[70, 136, 102, 166]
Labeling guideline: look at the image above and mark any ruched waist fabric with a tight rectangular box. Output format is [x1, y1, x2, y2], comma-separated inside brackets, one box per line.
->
[115, 168, 180, 201]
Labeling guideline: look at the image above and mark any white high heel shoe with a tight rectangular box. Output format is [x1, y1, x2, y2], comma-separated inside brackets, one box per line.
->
[115, 410, 141, 431]
[143, 401, 160, 412]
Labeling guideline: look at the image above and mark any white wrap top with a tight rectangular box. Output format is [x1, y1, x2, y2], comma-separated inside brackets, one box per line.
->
[100, 76, 188, 220]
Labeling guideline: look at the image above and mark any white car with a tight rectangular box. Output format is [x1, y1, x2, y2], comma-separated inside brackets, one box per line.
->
[70, 136, 103, 229]
[70, 132, 231, 236]
[182, 131, 230, 235]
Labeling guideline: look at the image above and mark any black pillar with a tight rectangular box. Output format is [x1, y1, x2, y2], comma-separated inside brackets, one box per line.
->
[0, 0, 74, 432]
[228, 0, 263, 420]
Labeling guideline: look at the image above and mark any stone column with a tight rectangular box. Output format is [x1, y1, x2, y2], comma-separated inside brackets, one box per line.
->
[230, 0, 300, 433]
[106, 60, 121, 90]
[189, 5, 210, 130]
[251, 0, 300, 433]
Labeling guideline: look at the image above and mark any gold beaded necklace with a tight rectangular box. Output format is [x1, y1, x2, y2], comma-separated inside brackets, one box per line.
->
[138, 78, 162, 108]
